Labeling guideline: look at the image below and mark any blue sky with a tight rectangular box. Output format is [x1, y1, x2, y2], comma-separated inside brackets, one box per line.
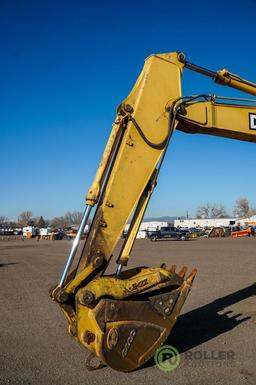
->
[0, 0, 256, 220]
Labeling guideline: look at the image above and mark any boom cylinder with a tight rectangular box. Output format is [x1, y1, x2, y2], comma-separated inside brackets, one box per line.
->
[178, 52, 256, 97]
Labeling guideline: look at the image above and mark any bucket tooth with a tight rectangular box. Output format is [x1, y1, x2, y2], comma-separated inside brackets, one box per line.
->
[186, 268, 197, 285]
[178, 266, 187, 278]
[169, 264, 176, 273]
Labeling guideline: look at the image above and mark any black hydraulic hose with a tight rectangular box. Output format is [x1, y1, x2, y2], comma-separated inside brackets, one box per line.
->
[128, 115, 170, 150]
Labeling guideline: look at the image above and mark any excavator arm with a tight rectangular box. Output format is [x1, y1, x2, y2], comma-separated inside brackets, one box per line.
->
[177, 95, 256, 141]
[50, 52, 256, 371]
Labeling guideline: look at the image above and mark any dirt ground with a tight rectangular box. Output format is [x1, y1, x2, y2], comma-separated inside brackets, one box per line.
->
[0, 237, 255, 385]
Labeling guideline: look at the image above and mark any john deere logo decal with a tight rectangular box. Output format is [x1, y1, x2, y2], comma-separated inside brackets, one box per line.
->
[249, 113, 256, 130]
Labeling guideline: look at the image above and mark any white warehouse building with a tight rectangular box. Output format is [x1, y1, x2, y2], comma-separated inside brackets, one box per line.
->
[123, 216, 256, 239]
[174, 215, 256, 228]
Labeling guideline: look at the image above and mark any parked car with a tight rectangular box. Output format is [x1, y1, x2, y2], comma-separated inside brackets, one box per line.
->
[147, 226, 190, 241]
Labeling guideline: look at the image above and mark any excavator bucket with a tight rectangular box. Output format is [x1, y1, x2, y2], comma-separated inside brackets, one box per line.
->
[73, 265, 197, 372]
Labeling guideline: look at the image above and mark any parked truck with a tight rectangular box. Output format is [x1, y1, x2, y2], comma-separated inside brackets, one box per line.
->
[147, 226, 190, 241]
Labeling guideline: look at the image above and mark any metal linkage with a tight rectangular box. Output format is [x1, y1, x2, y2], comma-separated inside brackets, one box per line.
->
[59, 205, 92, 287]
[178, 52, 216, 79]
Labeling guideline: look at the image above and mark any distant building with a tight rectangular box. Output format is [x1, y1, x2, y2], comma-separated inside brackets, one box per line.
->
[174, 215, 256, 228]
[244, 215, 256, 225]
[123, 215, 256, 239]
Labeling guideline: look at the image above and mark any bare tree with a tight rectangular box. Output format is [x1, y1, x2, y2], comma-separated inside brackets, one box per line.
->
[13, 211, 85, 229]
[51, 211, 85, 229]
[0, 216, 8, 226]
[196, 203, 228, 219]
[36, 216, 47, 228]
[65, 211, 83, 226]
[210, 204, 228, 218]
[234, 197, 256, 218]
[51, 216, 70, 229]
[196, 203, 211, 218]
[234, 198, 249, 217]
[249, 207, 256, 217]
[44, 219, 51, 227]
[17, 211, 33, 227]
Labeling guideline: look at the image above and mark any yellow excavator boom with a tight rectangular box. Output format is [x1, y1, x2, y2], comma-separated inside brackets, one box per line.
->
[50, 52, 256, 372]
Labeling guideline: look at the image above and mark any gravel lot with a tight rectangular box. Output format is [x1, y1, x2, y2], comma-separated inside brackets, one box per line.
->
[0, 237, 255, 385]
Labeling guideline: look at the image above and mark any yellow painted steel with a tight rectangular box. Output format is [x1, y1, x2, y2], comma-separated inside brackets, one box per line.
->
[75, 267, 197, 371]
[177, 98, 256, 142]
[77, 52, 183, 274]
[51, 51, 256, 372]
[117, 185, 153, 266]
[86, 115, 125, 206]
[79, 267, 172, 302]
[215, 69, 256, 96]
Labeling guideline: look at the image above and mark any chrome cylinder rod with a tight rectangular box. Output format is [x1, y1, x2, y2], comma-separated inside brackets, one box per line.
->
[59, 205, 92, 287]
[116, 263, 123, 277]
